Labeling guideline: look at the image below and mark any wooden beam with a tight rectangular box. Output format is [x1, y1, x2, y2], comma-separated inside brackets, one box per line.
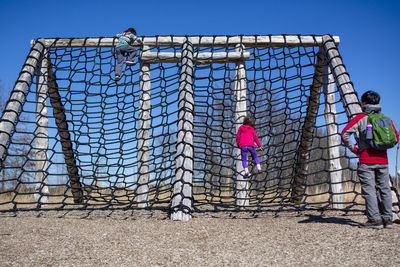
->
[291, 49, 324, 203]
[390, 178, 400, 222]
[32, 35, 340, 48]
[47, 58, 84, 204]
[137, 56, 151, 208]
[34, 51, 50, 204]
[140, 51, 250, 64]
[234, 44, 249, 207]
[322, 35, 361, 119]
[171, 39, 194, 221]
[0, 40, 45, 162]
[323, 64, 343, 209]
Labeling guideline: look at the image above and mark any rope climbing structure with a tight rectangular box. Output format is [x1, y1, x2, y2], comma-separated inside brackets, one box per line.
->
[0, 35, 380, 220]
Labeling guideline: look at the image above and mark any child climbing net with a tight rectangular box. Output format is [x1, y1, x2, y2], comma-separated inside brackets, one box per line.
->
[114, 27, 143, 81]
[236, 115, 264, 177]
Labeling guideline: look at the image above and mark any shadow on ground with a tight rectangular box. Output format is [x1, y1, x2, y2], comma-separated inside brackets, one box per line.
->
[298, 214, 361, 227]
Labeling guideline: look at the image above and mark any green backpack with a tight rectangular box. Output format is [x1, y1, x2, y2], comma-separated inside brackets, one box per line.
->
[365, 112, 397, 150]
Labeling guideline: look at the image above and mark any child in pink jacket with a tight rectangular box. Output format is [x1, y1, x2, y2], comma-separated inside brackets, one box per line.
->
[236, 116, 264, 176]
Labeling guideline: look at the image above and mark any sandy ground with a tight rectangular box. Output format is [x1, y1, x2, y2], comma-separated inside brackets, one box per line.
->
[0, 210, 399, 266]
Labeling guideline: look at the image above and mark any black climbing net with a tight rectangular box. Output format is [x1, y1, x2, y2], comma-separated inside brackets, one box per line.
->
[0, 35, 365, 213]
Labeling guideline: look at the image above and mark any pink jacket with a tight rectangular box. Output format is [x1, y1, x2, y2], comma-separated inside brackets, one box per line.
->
[236, 125, 262, 148]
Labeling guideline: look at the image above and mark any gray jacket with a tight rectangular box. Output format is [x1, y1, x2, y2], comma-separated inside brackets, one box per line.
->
[341, 104, 382, 154]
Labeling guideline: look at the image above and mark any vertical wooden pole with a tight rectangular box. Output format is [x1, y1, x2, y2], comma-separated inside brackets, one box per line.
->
[171, 38, 194, 221]
[291, 49, 324, 203]
[137, 51, 151, 208]
[322, 35, 362, 119]
[323, 64, 343, 209]
[389, 178, 400, 222]
[0, 41, 45, 161]
[47, 59, 83, 204]
[234, 44, 249, 206]
[34, 51, 50, 204]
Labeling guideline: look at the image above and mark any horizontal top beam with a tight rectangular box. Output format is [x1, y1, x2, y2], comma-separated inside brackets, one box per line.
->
[141, 51, 250, 64]
[31, 35, 340, 48]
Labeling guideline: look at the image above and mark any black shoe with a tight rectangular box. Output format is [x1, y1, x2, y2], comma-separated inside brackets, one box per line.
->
[383, 218, 393, 229]
[359, 219, 383, 229]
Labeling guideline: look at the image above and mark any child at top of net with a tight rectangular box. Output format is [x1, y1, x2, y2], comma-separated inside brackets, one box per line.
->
[115, 27, 142, 81]
[236, 115, 264, 177]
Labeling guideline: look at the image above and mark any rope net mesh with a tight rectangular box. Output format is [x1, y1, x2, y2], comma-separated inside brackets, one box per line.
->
[0, 36, 362, 212]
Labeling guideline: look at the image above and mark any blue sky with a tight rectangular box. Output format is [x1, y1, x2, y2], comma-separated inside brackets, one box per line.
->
[0, 0, 399, 174]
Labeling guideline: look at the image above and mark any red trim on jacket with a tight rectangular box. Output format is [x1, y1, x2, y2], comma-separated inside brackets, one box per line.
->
[340, 113, 398, 165]
[340, 114, 367, 140]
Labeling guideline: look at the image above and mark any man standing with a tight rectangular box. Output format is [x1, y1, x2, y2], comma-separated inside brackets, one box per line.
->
[341, 91, 399, 229]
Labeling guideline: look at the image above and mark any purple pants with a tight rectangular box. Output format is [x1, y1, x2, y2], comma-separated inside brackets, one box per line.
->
[240, 146, 260, 169]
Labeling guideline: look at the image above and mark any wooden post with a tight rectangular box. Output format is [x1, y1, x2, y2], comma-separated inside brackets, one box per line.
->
[389, 178, 400, 222]
[0, 41, 45, 162]
[234, 44, 249, 207]
[137, 49, 151, 207]
[322, 35, 362, 119]
[47, 59, 83, 204]
[291, 49, 324, 203]
[323, 64, 343, 209]
[171, 39, 194, 221]
[34, 51, 50, 204]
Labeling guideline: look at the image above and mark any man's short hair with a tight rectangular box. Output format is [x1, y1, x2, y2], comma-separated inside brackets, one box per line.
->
[361, 90, 380, 105]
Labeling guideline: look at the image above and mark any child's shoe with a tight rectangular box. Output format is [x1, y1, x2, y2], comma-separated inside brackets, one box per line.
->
[126, 60, 136, 66]
[115, 74, 120, 81]
[245, 172, 251, 177]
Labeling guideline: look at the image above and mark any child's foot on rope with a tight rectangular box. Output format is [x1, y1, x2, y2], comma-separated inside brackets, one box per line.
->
[115, 74, 120, 81]
[245, 172, 251, 177]
[126, 60, 136, 66]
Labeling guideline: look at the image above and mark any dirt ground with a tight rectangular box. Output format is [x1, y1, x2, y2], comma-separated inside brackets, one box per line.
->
[0, 210, 399, 266]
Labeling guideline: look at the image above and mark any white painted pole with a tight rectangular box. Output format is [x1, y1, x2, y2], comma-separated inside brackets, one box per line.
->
[34, 52, 50, 204]
[323, 65, 343, 209]
[137, 51, 151, 208]
[234, 44, 249, 207]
